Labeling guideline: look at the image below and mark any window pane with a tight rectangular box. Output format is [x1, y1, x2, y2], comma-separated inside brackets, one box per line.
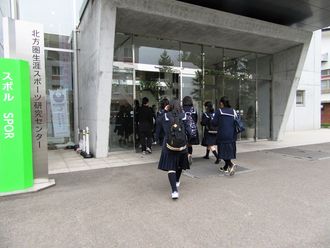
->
[114, 33, 132, 62]
[44, 33, 72, 49]
[181, 43, 202, 69]
[296, 90, 305, 105]
[134, 36, 180, 66]
[45, 50, 74, 145]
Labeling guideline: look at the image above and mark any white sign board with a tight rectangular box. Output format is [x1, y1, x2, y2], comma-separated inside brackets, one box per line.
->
[3, 17, 48, 178]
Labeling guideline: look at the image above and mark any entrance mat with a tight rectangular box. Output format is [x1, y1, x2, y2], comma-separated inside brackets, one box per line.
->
[268, 147, 330, 161]
[183, 158, 250, 179]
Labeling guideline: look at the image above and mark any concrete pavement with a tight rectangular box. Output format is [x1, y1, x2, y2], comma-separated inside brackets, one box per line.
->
[1, 141, 330, 248]
[48, 129, 330, 174]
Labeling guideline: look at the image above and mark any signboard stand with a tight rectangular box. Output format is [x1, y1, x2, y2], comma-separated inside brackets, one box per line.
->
[1, 18, 55, 196]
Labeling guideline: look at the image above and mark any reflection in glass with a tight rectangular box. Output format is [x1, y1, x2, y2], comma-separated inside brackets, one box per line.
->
[114, 33, 133, 62]
[223, 49, 257, 140]
[45, 50, 74, 147]
[134, 36, 180, 66]
[181, 43, 202, 69]
[110, 67, 134, 151]
[110, 33, 273, 151]
[44, 33, 72, 49]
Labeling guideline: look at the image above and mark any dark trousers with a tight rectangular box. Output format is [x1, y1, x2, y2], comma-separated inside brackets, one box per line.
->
[140, 130, 152, 151]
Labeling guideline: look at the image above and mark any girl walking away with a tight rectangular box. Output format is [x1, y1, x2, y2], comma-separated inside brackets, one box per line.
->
[155, 98, 169, 146]
[158, 99, 190, 199]
[138, 97, 154, 154]
[182, 96, 199, 165]
[201, 101, 219, 164]
[212, 96, 238, 176]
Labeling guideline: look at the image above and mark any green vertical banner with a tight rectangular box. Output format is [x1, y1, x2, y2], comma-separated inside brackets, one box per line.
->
[0, 58, 34, 192]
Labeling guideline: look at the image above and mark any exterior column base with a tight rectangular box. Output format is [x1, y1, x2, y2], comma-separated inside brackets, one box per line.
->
[0, 178, 56, 197]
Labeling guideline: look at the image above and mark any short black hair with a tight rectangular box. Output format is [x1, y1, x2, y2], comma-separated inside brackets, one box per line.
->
[220, 96, 231, 108]
[182, 96, 193, 106]
[142, 97, 149, 105]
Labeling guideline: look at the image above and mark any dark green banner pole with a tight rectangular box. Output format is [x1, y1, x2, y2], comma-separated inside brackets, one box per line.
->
[0, 58, 34, 192]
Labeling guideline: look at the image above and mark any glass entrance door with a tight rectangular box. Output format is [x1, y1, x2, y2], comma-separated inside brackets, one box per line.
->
[135, 69, 179, 147]
[109, 66, 134, 152]
[135, 70, 179, 108]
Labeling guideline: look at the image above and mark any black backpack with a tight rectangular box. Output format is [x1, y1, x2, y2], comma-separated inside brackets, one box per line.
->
[185, 112, 197, 139]
[166, 113, 187, 151]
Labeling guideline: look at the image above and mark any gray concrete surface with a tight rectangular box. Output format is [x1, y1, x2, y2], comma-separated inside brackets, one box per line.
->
[1, 143, 330, 248]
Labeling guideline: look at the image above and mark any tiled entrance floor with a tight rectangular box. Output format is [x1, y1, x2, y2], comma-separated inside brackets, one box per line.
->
[48, 149, 162, 174]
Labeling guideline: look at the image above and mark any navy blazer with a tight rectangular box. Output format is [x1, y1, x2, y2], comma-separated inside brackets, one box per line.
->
[211, 107, 237, 144]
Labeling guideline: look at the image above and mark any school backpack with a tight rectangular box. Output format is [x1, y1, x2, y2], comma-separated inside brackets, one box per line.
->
[166, 113, 187, 151]
[185, 112, 198, 139]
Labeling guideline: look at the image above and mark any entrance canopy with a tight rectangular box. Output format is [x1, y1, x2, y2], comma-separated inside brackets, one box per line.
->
[115, 0, 311, 54]
[177, 0, 330, 32]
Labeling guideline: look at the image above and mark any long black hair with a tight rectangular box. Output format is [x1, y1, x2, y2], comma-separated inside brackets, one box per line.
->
[220, 96, 231, 108]
[204, 101, 214, 113]
[160, 98, 169, 110]
[168, 99, 182, 115]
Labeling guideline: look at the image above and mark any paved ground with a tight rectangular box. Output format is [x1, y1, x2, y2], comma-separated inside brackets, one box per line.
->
[1, 143, 330, 248]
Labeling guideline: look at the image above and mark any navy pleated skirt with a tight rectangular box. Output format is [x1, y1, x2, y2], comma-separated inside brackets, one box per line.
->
[158, 147, 190, 171]
[217, 142, 236, 160]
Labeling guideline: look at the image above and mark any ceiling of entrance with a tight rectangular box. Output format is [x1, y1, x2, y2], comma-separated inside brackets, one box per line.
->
[116, 9, 300, 54]
[177, 0, 330, 31]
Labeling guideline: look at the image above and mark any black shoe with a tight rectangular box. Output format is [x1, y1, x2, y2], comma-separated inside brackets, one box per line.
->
[219, 167, 229, 173]
[214, 159, 220, 164]
[203, 155, 209, 159]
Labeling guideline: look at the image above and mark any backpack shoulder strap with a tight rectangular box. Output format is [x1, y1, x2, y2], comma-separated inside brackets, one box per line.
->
[233, 109, 238, 119]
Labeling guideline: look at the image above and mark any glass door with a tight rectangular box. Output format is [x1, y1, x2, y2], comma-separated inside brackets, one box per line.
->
[257, 80, 271, 139]
[135, 69, 179, 146]
[109, 65, 134, 152]
[135, 70, 179, 107]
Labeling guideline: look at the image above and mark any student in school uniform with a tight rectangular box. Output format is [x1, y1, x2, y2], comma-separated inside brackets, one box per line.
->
[211, 96, 238, 175]
[182, 96, 199, 165]
[155, 98, 169, 146]
[158, 99, 190, 199]
[138, 97, 154, 154]
[201, 101, 219, 164]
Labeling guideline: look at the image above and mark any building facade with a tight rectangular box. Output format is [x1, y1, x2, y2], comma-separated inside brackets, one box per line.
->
[321, 29, 330, 127]
[76, 0, 322, 157]
[1, 0, 328, 163]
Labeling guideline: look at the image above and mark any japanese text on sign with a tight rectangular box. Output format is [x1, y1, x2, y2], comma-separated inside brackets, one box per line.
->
[1, 72, 15, 139]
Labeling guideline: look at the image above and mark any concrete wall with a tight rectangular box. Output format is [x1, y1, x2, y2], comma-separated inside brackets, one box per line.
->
[77, 0, 116, 157]
[321, 30, 330, 122]
[272, 28, 315, 140]
[0, 0, 11, 57]
[321, 30, 330, 70]
[286, 31, 321, 132]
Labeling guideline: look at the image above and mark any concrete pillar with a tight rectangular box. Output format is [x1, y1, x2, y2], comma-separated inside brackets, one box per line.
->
[77, 0, 116, 158]
[272, 38, 312, 140]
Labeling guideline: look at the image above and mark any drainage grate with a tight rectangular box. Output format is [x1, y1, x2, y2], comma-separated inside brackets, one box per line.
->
[268, 147, 330, 161]
[183, 158, 250, 179]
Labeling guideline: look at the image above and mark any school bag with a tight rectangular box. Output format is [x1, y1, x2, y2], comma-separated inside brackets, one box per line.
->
[233, 110, 245, 134]
[185, 112, 198, 139]
[166, 113, 187, 151]
[207, 113, 218, 134]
